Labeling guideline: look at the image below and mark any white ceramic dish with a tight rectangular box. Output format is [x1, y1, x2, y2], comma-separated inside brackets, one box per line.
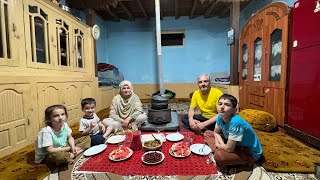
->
[106, 135, 126, 144]
[83, 144, 107, 156]
[141, 151, 165, 165]
[109, 147, 133, 161]
[166, 133, 184, 142]
[190, 144, 212, 155]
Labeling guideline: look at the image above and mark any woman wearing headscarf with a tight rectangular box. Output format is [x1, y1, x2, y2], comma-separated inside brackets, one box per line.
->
[103, 80, 147, 130]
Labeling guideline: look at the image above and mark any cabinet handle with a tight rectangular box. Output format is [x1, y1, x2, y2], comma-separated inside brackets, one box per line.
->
[12, 23, 20, 39]
[27, 117, 31, 125]
[12, 23, 17, 32]
[51, 36, 56, 47]
[265, 88, 270, 93]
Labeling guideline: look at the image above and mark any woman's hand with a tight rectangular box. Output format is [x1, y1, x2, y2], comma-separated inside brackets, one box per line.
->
[122, 117, 132, 129]
[99, 122, 106, 132]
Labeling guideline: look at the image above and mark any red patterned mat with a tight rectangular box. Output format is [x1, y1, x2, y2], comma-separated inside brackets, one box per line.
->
[76, 132, 217, 176]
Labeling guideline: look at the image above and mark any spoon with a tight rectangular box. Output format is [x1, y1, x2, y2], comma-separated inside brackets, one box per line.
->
[151, 134, 161, 144]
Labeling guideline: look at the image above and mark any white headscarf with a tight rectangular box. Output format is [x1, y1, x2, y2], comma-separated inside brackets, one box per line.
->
[119, 80, 133, 97]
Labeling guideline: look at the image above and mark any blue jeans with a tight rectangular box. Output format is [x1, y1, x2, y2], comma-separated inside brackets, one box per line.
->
[90, 132, 105, 146]
[181, 114, 215, 131]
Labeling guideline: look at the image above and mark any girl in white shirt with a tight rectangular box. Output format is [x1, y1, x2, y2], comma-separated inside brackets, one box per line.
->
[35, 105, 90, 165]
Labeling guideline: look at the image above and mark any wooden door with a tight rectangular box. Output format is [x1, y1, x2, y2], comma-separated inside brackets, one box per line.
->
[0, 0, 25, 67]
[54, 15, 74, 71]
[72, 25, 89, 73]
[61, 82, 82, 125]
[23, 0, 56, 69]
[37, 82, 83, 127]
[250, 25, 266, 87]
[37, 82, 61, 131]
[0, 84, 33, 157]
[265, 14, 289, 89]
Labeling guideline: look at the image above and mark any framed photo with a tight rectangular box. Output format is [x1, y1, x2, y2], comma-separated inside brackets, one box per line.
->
[227, 28, 234, 45]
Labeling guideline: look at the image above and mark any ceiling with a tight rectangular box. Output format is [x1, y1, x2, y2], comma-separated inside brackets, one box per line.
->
[66, 0, 253, 22]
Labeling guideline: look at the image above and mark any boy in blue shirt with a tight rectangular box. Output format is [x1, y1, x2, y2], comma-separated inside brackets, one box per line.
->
[204, 94, 263, 172]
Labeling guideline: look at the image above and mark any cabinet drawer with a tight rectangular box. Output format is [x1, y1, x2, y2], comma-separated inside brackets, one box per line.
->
[249, 95, 265, 107]
[249, 86, 265, 96]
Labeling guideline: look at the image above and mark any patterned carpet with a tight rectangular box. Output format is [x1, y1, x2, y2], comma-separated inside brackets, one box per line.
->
[43, 102, 318, 180]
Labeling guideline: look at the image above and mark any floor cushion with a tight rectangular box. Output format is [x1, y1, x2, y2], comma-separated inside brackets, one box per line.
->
[239, 109, 277, 132]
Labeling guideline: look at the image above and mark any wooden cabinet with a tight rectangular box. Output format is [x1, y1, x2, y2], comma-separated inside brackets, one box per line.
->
[239, 2, 290, 127]
[0, 0, 113, 158]
[23, 0, 91, 73]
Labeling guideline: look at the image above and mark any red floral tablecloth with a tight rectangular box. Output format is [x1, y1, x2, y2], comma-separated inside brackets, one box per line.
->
[76, 132, 217, 176]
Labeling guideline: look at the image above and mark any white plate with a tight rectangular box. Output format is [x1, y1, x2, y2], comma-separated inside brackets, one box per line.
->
[106, 135, 126, 144]
[109, 147, 133, 161]
[190, 144, 212, 155]
[142, 151, 165, 165]
[83, 144, 107, 156]
[166, 133, 184, 142]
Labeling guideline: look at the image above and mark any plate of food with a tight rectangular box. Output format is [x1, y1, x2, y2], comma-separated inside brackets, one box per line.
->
[84, 144, 107, 156]
[106, 135, 126, 144]
[142, 139, 162, 151]
[141, 151, 165, 165]
[169, 142, 191, 158]
[166, 133, 184, 142]
[109, 146, 133, 161]
[190, 144, 212, 155]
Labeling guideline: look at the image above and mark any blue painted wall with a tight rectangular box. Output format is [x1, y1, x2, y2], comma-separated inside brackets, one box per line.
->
[105, 17, 230, 84]
[63, 0, 297, 84]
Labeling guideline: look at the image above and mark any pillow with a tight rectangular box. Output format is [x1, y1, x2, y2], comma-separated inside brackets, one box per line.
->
[238, 109, 277, 132]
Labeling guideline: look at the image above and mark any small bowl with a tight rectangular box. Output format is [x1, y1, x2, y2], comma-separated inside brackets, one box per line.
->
[142, 140, 162, 151]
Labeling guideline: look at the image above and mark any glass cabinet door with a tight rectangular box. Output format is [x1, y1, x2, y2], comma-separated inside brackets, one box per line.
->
[269, 29, 282, 82]
[24, 1, 54, 69]
[74, 29, 84, 69]
[241, 44, 248, 80]
[253, 37, 262, 82]
[29, 6, 50, 64]
[56, 19, 70, 67]
[0, 0, 23, 66]
[0, 0, 11, 60]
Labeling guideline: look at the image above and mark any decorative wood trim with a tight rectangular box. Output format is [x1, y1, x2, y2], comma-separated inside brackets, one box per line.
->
[284, 125, 320, 149]
[253, 18, 263, 31]
[189, 0, 198, 19]
[266, 11, 280, 20]
[136, 0, 148, 18]
[204, 0, 217, 18]
[119, 1, 134, 21]
[242, 24, 251, 38]
[241, 2, 289, 32]
[175, 0, 180, 20]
